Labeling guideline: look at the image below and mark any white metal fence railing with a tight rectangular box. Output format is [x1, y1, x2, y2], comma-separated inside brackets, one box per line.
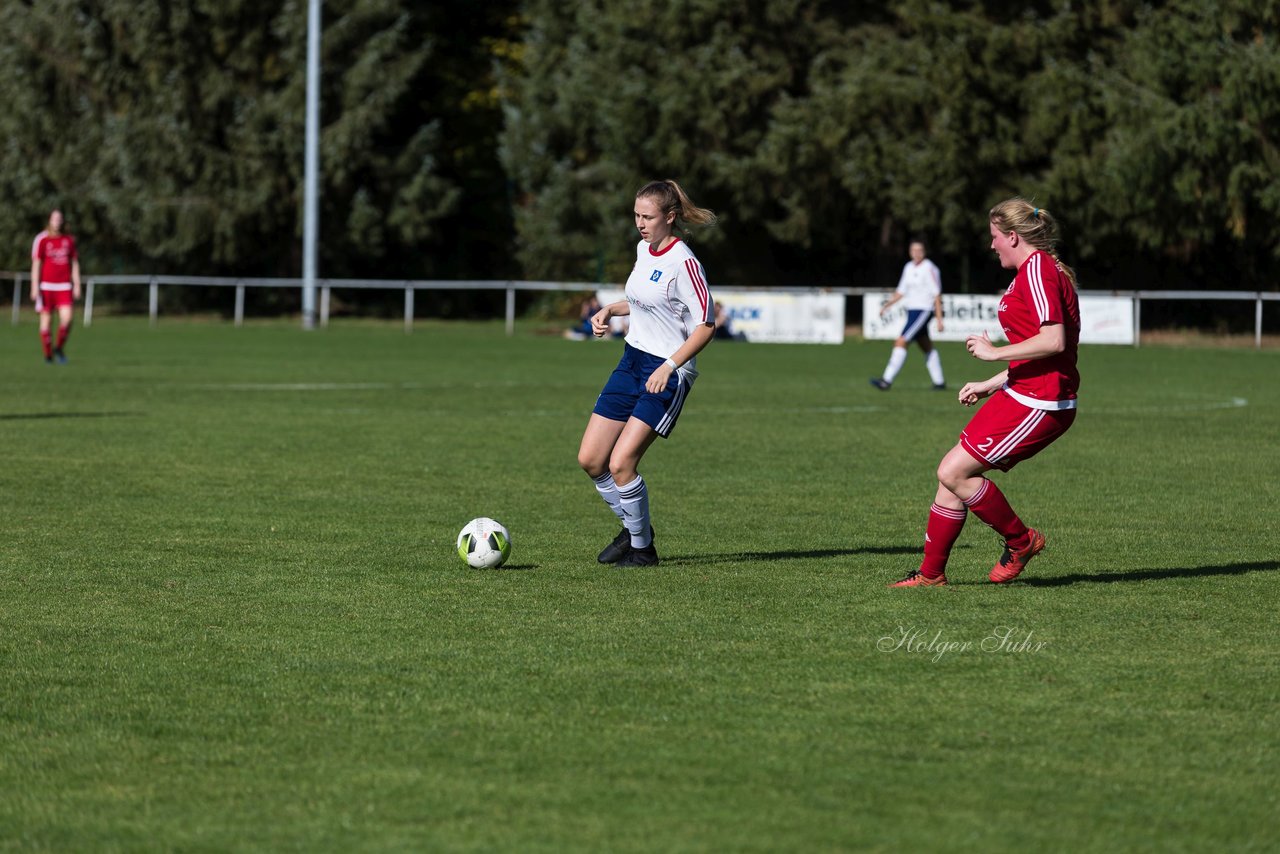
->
[2, 272, 1278, 347]
[4, 273, 605, 335]
[1122, 289, 1279, 349]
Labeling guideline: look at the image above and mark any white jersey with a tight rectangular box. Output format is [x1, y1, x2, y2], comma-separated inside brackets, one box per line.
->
[622, 238, 714, 378]
[896, 258, 942, 310]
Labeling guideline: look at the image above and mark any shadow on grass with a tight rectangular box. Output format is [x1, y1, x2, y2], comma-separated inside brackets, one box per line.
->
[1024, 559, 1279, 587]
[0, 411, 143, 420]
[663, 544, 932, 565]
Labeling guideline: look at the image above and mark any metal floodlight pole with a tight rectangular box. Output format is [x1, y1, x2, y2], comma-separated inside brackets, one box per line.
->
[301, 0, 321, 330]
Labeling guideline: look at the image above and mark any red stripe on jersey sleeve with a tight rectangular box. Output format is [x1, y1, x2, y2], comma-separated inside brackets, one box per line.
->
[685, 258, 711, 322]
[1027, 254, 1049, 323]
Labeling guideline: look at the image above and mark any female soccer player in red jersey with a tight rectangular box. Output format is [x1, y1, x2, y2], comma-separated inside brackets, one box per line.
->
[30, 209, 82, 364]
[892, 198, 1081, 586]
[577, 180, 717, 567]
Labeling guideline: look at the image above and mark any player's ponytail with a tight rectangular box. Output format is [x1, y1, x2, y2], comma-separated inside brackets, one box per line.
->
[989, 198, 1078, 289]
[636, 180, 717, 233]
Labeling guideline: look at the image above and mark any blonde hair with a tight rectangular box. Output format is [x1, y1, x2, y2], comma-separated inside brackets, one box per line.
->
[989, 198, 1077, 288]
[636, 180, 717, 232]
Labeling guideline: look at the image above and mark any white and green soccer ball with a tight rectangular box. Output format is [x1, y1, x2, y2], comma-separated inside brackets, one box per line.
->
[456, 517, 512, 568]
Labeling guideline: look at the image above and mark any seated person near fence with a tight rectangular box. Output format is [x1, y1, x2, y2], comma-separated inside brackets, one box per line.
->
[714, 303, 744, 341]
[569, 295, 629, 339]
[566, 295, 601, 339]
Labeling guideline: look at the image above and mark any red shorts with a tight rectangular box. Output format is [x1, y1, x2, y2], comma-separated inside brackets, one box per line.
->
[960, 389, 1075, 471]
[37, 288, 74, 312]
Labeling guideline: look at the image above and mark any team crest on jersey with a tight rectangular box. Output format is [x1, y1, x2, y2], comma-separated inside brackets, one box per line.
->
[649, 269, 663, 282]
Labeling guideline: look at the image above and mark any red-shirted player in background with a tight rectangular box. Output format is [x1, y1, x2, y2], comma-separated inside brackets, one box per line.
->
[30, 209, 82, 364]
[892, 198, 1081, 587]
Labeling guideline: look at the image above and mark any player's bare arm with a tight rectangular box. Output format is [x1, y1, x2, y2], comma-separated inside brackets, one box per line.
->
[591, 300, 629, 338]
[966, 323, 1065, 362]
[958, 370, 1008, 406]
[644, 322, 714, 393]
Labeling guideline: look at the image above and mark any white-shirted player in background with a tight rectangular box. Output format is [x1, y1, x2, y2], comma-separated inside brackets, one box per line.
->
[870, 239, 946, 391]
[576, 180, 717, 567]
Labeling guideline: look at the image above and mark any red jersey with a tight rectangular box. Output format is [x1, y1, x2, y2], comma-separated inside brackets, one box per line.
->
[32, 231, 78, 287]
[999, 251, 1080, 404]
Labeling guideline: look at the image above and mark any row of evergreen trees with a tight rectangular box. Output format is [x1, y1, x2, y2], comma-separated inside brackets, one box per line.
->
[2, 0, 1276, 300]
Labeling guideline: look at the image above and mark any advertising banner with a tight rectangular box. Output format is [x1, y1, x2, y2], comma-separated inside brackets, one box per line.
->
[598, 289, 845, 344]
[862, 293, 1133, 345]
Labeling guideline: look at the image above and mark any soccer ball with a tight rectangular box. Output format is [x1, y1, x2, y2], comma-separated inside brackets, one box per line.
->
[456, 517, 512, 568]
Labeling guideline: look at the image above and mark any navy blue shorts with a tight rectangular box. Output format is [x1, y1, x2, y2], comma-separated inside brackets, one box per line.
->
[593, 343, 692, 438]
[900, 309, 934, 343]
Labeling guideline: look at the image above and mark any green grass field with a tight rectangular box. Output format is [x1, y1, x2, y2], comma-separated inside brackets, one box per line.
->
[1, 318, 1276, 851]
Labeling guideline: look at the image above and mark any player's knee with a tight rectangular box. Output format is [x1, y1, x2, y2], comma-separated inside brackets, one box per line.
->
[893, 338, 907, 348]
[936, 459, 962, 491]
[577, 449, 606, 476]
[608, 456, 637, 483]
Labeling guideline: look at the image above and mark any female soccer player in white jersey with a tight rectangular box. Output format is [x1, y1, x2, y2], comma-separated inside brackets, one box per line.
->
[576, 180, 717, 567]
[870, 239, 946, 390]
[892, 199, 1081, 587]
